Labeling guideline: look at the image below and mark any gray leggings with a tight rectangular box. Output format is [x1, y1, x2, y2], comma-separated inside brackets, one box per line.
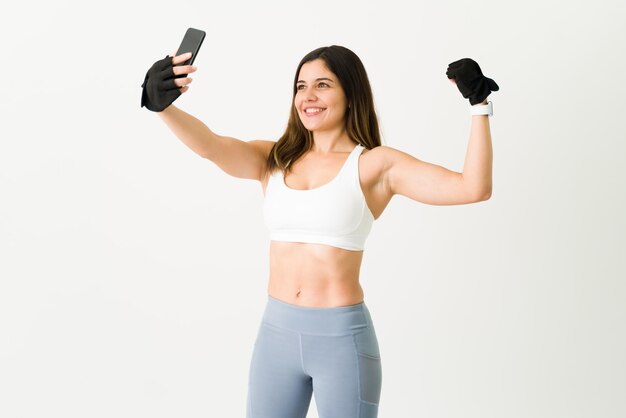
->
[246, 295, 382, 418]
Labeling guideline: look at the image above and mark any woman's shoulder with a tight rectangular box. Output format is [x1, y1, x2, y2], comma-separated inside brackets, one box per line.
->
[362, 144, 405, 165]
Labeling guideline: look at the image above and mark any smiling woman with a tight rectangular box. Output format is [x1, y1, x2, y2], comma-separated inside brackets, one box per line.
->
[140, 43, 496, 418]
[265, 45, 382, 179]
[294, 61, 349, 140]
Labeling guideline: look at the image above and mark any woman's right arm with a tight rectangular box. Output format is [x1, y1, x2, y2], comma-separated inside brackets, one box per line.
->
[157, 104, 218, 159]
[157, 104, 273, 181]
[145, 52, 271, 180]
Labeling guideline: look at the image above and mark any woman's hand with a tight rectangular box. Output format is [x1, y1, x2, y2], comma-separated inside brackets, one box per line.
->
[169, 51, 198, 94]
[446, 58, 498, 105]
[140, 52, 198, 112]
[449, 79, 487, 105]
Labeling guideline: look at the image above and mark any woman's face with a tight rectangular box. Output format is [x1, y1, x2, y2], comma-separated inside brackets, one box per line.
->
[294, 59, 348, 133]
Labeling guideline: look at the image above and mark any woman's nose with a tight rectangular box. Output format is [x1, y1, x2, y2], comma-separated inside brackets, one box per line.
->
[304, 89, 317, 101]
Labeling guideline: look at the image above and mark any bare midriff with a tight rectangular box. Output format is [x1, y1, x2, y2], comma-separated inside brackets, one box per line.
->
[267, 240, 365, 308]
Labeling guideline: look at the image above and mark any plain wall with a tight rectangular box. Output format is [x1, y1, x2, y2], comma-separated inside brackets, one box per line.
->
[1, 0, 625, 417]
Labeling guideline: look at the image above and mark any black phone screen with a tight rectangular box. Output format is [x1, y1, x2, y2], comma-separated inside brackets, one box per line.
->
[176, 28, 206, 67]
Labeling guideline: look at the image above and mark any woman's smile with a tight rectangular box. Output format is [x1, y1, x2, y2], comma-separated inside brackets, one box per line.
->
[303, 107, 327, 116]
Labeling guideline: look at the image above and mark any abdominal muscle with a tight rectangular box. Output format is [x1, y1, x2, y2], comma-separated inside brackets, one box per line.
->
[268, 240, 365, 308]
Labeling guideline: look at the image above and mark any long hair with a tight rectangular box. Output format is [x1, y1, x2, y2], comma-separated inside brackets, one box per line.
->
[264, 45, 382, 179]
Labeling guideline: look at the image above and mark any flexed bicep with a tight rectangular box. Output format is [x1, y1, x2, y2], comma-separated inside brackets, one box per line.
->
[383, 146, 483, 206]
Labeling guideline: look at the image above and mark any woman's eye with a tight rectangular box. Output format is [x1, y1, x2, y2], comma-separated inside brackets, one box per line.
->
[297, 85, 305, 90]
[318, 82, 329, 88]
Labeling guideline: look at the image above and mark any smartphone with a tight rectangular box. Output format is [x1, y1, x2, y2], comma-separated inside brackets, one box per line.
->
[175, 27, 206, 77]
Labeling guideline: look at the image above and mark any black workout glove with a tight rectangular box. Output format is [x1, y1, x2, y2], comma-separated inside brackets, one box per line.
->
[140, 55, 181, 112]
[446, 58, 499, 105]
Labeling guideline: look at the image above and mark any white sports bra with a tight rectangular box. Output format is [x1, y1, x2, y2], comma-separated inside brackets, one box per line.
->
[263, 144, 375, 251]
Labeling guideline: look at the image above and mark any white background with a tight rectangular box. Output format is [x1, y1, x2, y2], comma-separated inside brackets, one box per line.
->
[1, 0, 625, 417]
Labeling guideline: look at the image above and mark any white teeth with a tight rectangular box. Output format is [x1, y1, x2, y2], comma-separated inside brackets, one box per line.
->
[305, 108, 325, 114]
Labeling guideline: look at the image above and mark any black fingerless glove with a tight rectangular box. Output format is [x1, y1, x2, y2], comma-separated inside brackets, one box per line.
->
[446, 58, 499, 105]
[140, 55, 181, 112]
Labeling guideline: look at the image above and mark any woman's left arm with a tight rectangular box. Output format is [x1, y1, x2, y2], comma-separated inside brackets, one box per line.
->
[462, 98, 493, 200]
[382, 98, 492, 206]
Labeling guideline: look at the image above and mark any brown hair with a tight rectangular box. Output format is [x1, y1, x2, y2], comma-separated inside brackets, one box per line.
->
[264, 45, 382, 179]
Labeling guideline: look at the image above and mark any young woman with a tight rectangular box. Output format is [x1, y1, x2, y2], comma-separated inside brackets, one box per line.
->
[141, 45, 497, 418]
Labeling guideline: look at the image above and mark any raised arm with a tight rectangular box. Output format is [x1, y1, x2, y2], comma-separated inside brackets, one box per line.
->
[384, 101, 492, 206]
[383, 58, 496, 206]
[157, 104, 217, 159]
[158, 105, 273, 182]
[142, 52, 272, 182]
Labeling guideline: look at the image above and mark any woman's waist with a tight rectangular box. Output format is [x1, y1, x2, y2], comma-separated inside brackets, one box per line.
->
[268, 241, 364, 307]
[260, 293, 372, 335]
[268, 266, 362, 303]
[267, 282, 364, 309]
